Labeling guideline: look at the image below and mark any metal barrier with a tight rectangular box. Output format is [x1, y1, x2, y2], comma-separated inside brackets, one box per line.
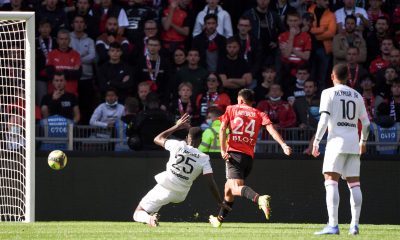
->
[35, 124, 400, 154]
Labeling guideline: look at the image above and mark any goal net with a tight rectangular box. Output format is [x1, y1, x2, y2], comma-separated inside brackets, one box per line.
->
[0, 12, 35, 222]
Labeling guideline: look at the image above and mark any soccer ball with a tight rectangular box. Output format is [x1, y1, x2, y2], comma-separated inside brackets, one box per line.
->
[48, 150, 67, 170]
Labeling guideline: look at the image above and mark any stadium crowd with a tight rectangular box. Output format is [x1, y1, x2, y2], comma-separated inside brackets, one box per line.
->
[3, 0, 400, 151]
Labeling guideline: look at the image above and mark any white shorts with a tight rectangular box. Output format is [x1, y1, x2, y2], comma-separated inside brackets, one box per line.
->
[139, 184, 188, 214]
[322, 152, 360, 178]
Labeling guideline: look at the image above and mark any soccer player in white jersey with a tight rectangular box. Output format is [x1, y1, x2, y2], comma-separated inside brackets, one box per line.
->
[312, 64, 370, 235]
[133, 113, 230, 227]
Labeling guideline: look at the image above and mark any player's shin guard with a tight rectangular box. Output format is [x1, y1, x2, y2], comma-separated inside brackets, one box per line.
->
[133, 210, 151, 224]
[348, 182, 362, 227]
[325, 180, 339, 227]
[241, 186, 260, 203]
[217, 201, 234, 222]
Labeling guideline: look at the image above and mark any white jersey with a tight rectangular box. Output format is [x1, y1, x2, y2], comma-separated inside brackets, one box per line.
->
[155, 140, 213, 193]
[319, 84, 368, 154]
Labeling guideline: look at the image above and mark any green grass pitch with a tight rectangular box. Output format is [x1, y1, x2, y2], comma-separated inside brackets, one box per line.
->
[1, 222, 399, 240]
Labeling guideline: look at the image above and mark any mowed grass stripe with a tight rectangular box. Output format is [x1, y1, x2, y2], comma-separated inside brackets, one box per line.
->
[0, 222, 399, 240]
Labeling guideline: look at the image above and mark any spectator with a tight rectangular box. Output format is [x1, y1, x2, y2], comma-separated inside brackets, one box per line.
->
[90, 0, 129, 35]
[289, 0, 314, 17]
[192, 0, 233, 38]
[0, 0, 32, 11]
[366, 16, 391, 63]
[360, 75, 376, 121]
[46, 29, 82, 97]
[124, 0, 156, 45]
[271, 0, 296, 24]
[135, 37, 172, 107]
[217, 37, 252, 103]
[235, 16, 258, 76]
[198, 106, 225, 152]
[70, 15, 97, 125]
[133, 92, 175, 150]
[285, 64, 311, 100]
[242, 0, 284, 76]
[131, 19, 160, 63]
[195, 73, 231, 124]
[293, 79, 320, 129]
[136, 81, 151, 111]
[278, 10, 312, 80]
[335, 0, 370, 32]
[174, 48, 208, 99]
[172, 48, 187, 74]
[254, 64, 277, 103]
[169, 82, 197, 123]
[308, 0, 337, 92]
[90, 87, 125, 128]
[332, 15, 367, 65]
[41, 71, 80, 123]
[36, 19, 56, 105]
[375, 66, 398, 109]
[369, 37, 394, 75]
[67, 0, 99, 40]
[161, 0, 190, 53]
[367, 0, 389, 32]
[37, 0, 68, 37]
[256, 83, 297, 128]
[97, 42, 135, 102]
[192, 14, 226, 72]
[95, 16, 130, 65]
[345, 47, 369, 93]
[121, 96, 140, 137]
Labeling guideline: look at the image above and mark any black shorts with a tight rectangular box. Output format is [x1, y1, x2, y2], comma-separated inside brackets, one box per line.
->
[226, 151, 253, 180]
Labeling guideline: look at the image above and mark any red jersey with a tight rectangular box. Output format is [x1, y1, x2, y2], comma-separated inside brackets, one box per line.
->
[369, 56, 390, 75]
[220, 104, 272, 158]
[278, 31, 312, 65]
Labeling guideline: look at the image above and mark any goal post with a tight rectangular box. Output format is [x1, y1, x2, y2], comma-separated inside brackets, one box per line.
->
[0, 11, 35, 222]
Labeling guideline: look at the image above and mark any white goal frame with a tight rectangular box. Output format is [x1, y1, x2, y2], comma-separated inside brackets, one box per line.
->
[0, 11, 35, 222]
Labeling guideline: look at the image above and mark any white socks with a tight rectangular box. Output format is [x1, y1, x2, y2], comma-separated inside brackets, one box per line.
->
[325, 180, 339, 227]
[348, 182, 362, 226]
[133, 210, 151, 224]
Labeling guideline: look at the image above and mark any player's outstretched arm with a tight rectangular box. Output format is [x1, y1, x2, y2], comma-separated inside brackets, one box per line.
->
[154, 113, 191, 147]
[203, 173, 232, 211]
[265, 124, 292, 156]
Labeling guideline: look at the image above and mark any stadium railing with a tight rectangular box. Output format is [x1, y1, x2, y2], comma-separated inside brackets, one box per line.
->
[35, 124, 400, 154]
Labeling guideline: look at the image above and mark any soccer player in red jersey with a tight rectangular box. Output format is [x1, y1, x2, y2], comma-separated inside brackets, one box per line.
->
[209, 89, 292, 227]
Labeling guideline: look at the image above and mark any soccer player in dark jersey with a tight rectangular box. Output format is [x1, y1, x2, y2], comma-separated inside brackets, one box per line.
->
[209, 88, 292, 227]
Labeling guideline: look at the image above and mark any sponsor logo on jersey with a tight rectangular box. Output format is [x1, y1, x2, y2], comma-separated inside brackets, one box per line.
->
[337, 121, 357, 128]
[170, 169, 189, 180]
[231, 135, 255, 145]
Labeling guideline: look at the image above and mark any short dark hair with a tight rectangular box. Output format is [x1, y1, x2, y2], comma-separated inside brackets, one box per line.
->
[204, 14, 218, 23]
[53, 71, 65, 79]
[188, 127, 202, 141]
[333, 64, 349, 82]
[226, 36, 240, 46]
[105, 87, 118, 95]
[297, 64, 310, 72]
[345, 15, 357, 24]
[109, 42, 121, 49]
[238, 88, 255, 103]
[287, 10, 301, 19]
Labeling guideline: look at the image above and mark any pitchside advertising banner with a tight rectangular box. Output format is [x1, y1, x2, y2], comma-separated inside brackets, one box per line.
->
[35, 153, 400, 224]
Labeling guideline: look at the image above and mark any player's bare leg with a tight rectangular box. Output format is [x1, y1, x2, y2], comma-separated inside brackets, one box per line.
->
[315, 172, 340, 235]
[133, 205, 159, 227]
[346, 176, 361, 235]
